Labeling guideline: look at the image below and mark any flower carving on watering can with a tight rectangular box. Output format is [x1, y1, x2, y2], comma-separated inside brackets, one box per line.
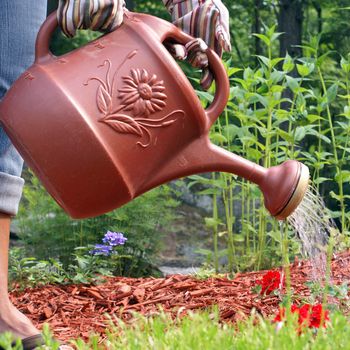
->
[118, 69, 167, 116]
[84, 50, 184, 148]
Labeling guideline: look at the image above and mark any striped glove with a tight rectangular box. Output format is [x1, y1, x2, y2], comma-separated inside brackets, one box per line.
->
[57, 0, 125, 38]
[163, 0, 231, 89]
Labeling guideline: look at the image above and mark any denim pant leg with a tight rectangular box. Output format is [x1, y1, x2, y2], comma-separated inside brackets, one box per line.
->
[0, 1, 47, 216]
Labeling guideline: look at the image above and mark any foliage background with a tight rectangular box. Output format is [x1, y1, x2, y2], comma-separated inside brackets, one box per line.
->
[13, 1, 350, 280]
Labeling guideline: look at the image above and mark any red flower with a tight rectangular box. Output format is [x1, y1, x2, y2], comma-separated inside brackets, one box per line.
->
[256, 270, 284, 295]
[309, 304, 329, 328]
[273, 304, 299, 322]
[274, 303, 329, 329]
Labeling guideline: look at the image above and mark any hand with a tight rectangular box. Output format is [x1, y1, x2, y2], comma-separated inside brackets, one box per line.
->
[163, 0, 231, 89]
[57, 0, 125, 38]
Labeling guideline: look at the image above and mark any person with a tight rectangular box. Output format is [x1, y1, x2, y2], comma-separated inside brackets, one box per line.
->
[0, 0, 230, 348]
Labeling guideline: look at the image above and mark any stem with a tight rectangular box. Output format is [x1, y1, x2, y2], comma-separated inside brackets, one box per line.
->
[281, 221, 291, 308]
[212, 173, 219, 272]
[340, 72, 350, 231]
[322, 231, 334, 313]
[226, 107, 237, 270]
[216, 115, 236, 271]
[318, 67, 345, 231]
[246, 183, 251, 254]
[98, 60, 112, 94]
[257, 208, 265, 270]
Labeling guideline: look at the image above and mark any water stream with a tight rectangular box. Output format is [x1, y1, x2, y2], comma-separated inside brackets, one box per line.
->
[286, 183, 338, 280]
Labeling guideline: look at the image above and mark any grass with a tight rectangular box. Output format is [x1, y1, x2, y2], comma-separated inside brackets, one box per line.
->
[101, 311, 350, 350]
[1, 309, 350, 349]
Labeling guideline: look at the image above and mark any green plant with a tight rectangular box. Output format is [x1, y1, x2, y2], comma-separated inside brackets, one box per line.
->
[22, 310, 350, 349]
[9, 248, 67, 289]
[17, 169, 178, 277]
[9, 230, 163, 290]
[190, 26, 350, 274]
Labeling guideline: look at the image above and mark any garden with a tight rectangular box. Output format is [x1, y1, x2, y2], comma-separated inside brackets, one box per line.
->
[2, 0, 350, 349]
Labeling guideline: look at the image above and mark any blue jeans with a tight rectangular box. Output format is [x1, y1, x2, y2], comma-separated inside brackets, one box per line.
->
[0, 1, 47, 215]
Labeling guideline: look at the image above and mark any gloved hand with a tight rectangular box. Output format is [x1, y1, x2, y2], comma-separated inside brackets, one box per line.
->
[163, 0, 231, 89]
[57, 0, 125, 38]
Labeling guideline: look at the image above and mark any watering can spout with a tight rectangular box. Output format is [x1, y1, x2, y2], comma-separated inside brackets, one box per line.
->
[137, 138, 309, 221]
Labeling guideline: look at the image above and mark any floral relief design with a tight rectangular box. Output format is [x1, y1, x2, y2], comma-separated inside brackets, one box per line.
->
[84, 50, 183, 148]
[119, 69, 167, 117]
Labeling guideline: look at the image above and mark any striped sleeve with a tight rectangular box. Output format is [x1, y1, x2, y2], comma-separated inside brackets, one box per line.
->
[58, 0, 125, 38]
[162, 0, 231, 89]
[162, 0, 231, 57]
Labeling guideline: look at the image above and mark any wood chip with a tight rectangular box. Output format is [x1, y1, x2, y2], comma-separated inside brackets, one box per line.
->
[9, 250, 350, 343]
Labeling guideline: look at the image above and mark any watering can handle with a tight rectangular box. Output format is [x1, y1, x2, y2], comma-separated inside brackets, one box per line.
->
[35, 12, 57, 64]
[158, 22, 230, 129]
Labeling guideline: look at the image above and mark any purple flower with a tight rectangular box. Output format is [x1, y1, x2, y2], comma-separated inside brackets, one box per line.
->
[102, 231, 127, 246]
[89, 244, 113, 256]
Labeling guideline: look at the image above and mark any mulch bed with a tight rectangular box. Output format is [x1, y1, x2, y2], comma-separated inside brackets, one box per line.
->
[10, 250, 350, 343]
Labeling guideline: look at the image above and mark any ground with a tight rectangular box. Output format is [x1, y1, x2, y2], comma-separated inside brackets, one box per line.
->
[9, 251, 350, 343]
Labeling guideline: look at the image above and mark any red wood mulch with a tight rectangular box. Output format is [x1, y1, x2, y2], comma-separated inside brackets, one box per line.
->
[9, 250, 350, 343]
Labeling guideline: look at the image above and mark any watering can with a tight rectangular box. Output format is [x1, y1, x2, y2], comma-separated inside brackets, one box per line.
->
[0, 12, 309, 220]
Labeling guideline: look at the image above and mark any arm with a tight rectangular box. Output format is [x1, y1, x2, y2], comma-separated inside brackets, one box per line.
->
[162, 0, 231, 89]
[57, 0, 125, 38]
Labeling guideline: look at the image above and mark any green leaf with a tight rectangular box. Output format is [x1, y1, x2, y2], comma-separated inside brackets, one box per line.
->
[196, 90, 214, 103]
[222, 124, 240, 140]
[233, 235, 245, 242]
[341, 57, 350, 73]
[317, 51, 334, 66]
[307, 114, 324, 123]
[195, 248, 213, 257]
[326, 84, 338, 103]
[204, 217, 221, 228]
[277, 129, 294, 143]
[307, 128, 331, 144]
[270, 32, 284, 43]
[210, 132, 228, 144]
[252, 34, 270, 47]
[270, 58, 285, 68]
[341, 105, 350, 119]
[227, 67, 243, 77]
[267, 231, 281, 243]
[329, 191, 350, 201]
[270, 85, 285, 93]
[313, 177, 330, 185]
[197, 188, 221, 196]
[296, 63, 314, 77]
[256, 55, 270, 67]
[250, 93, 268, 107]
[286, 75, 299, 92]
[243, 67, 254, 80]
[294, 126, 306, 141]
[270, 70, 285, 84]
[246, 148, 262, 160]
[335, 170, 350, 183]
[283, 53, 295, 72]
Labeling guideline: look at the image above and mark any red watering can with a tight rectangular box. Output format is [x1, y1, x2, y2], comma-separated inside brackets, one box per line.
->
[0, 12, 309, 219]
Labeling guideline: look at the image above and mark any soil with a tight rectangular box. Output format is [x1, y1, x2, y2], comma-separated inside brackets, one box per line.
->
[10, 250, 350, 344]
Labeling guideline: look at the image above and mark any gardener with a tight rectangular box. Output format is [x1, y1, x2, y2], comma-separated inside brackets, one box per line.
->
[0, 0, 230, 348]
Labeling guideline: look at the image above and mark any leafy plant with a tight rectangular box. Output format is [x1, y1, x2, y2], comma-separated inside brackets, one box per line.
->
[16, 169, 178, 277]
[190, 26, 350, 273]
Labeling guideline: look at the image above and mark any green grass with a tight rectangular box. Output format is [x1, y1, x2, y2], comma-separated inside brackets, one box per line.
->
[74, 310, 350, 350]
[2, 309, 349, 350]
